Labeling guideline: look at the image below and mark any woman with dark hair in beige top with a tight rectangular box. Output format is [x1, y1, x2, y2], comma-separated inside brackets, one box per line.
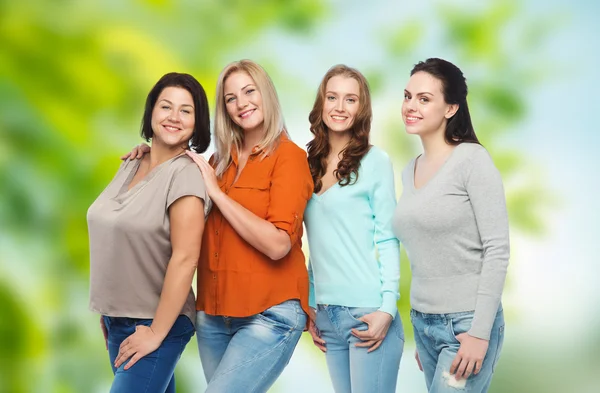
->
[87, 72, 211, 393]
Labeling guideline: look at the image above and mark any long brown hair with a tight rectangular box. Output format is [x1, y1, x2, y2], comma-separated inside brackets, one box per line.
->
[307, 65, 372, 193]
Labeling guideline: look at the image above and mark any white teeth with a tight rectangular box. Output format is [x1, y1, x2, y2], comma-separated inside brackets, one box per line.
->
[165, 126, 179, 131]
[331, 116, 346, 120]
[240, 109, 254, 119]
[407, 117, 420, 121]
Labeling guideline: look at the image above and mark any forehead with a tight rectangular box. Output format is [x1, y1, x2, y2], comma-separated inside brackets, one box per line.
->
[405, 71, 443, 93]
[326, 75, 360, 94]
[157, 86, 194, 104]
[224, 71, 255, 92]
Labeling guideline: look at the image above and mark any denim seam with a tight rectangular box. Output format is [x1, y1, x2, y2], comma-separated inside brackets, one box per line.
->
[141, 337, 160, 393]
[246, 330, 299, 393]
[209, 327, 296, 384]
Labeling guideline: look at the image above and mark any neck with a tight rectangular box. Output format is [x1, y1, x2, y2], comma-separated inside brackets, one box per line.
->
[148, 141, 186, 169]
[328, 130, 351, 158]
[242, 125, 265, 153]
[419, 128, 454, 162]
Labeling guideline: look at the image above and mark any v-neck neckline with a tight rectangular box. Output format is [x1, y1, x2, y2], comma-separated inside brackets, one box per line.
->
[116, 155, 181, 199]
[312, 181, 339, 200]
[410, 144, 461, 193]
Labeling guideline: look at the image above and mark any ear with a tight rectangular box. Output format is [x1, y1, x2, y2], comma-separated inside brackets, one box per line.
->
[445, 103, 459, 119]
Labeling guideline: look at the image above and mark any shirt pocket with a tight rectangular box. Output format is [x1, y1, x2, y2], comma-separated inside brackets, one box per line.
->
[231, 179, 270, 218]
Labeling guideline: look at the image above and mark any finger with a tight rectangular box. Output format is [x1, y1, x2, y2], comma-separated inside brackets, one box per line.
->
[350, 328, 372, 339]
[136, 147, 143, 159]
[115, 349, 134, 368]
[124, 352, 143, 370]
[474, 359, 483, 375]
[120, 152, 131, 160]
[465, 360, 476, 379]
[416, 356, 423, 371]
[449, 354, 462, 375]
[313, 340, 327, 352]
[308, 327, 326, 344]
[455, 358, 468, 380]
[367, 340, 383, 353]
[354, 339, 377, 348]
[119, 340, 130, 351]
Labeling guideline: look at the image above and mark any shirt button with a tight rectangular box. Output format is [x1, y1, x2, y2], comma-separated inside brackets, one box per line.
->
[212, 274, 216, 280]
[214, 253, 218, 258]
[215, 230, 219, 235]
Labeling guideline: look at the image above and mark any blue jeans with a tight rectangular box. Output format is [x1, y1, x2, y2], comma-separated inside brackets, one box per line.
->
[410, 308, 505, 393]
[315, 305, 405, 393]
[196, 299, 307, 393]
[103, 315, 195, 393]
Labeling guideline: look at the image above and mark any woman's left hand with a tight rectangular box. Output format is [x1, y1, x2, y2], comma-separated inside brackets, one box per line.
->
[114, 325, 162, 370]
[351, 310, 393, 353]
[450, 333, 489, 380]
[185, 151, 222, 199]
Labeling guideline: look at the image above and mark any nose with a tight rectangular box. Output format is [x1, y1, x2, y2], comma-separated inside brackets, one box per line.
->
[237, 97, 249, 109]
[404, 97, 416, 112]
[334, 99, 344, 112]
[168, 110, 181, 122]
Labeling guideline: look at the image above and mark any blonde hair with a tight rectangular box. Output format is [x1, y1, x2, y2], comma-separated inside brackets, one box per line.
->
[213, 59, 288, 177]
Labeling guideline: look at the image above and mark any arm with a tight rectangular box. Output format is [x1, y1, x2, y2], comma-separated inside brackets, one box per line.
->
[466, 149, 510, 340]
[186, 146, 312, 260]
[370, 156, 401, 318]
[351, 154, 401, 352]
[451, 148, 509, 379]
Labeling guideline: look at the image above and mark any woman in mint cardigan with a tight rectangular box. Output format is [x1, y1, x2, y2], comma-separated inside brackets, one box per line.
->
[304, 64, 404, 393]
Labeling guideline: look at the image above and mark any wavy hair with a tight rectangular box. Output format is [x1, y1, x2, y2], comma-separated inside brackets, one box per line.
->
[307, 65, 372, 194]
[411, 58, 480, 145]
[213, 60, 288, 177]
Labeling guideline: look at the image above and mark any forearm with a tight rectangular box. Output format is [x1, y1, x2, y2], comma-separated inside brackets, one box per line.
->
[377, 238, 401, 318]
[212, 191, 291, 260]
[151, 256, 197, 340]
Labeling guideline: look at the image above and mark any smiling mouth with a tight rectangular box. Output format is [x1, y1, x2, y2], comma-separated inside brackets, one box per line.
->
[163, 125, 182, 132]
[331, 115, 347, 122]
[405, 116, 421, 122]
[240, 109, 255, 119]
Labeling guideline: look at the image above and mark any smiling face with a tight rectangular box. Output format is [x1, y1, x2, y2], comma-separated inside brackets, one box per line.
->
[223, 71, 264, 134]
[150, 86, 195, 148]
[322, 75, 361, 134]
[402, 71, 457, 138]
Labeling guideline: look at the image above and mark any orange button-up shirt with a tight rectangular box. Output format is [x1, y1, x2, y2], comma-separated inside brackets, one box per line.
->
[196, 135, 314, 317]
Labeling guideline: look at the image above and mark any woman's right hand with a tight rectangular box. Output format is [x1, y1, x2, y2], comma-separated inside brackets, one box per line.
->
[307, 307, 326, 352]
[120, 143, 151, 160]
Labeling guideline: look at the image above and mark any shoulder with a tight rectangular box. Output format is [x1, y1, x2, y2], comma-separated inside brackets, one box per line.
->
[454, 142, 489, 161]
[361, 145, 393, 174]
[170, 155, 203, 178]
[275, 137, 308, 159]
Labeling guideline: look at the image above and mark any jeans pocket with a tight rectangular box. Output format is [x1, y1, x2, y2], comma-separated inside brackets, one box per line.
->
[345, 307, 378, 328]
[257, 300, 304, 331]
[165, 315, 195, 340]
[449, 312, 474, 341]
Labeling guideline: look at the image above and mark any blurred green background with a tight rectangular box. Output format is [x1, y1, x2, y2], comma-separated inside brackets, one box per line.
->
[1, 0, 598, 392]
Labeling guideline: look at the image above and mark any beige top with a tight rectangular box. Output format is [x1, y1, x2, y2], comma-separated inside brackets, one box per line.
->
[87, 154, 209, 324]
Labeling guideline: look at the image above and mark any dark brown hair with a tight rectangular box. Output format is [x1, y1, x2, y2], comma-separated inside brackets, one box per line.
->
[411, 58, 479, 145]
[140, 72, 211, 153]
[307, 65, 372, 193]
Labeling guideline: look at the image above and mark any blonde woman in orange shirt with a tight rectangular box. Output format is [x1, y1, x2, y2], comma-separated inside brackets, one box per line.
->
[123, 60, 313, 392]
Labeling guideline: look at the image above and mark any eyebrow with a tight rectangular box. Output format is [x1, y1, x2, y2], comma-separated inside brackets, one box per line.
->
[158, 99, 193, 108]
[404, 89, 433, 96]
[225, 84, 256, 97]
[325, 91, 359, 97]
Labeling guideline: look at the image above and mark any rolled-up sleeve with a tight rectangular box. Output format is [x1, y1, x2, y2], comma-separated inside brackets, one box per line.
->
[266, 142, 314, 245]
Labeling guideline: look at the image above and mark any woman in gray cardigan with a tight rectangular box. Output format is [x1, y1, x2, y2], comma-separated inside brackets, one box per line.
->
[393, 58, 509, 393]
